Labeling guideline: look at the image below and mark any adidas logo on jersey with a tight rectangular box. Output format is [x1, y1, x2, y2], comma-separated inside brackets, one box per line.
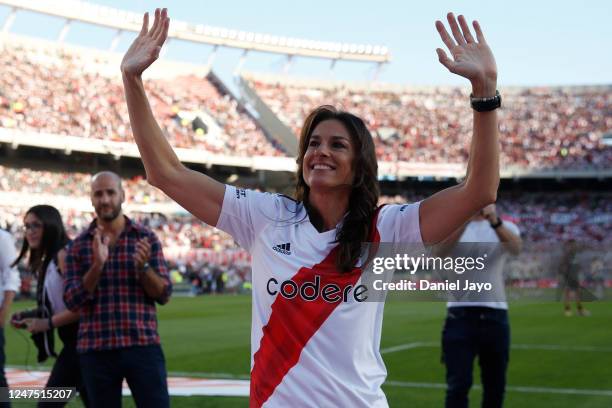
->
[272, 243, 292, 255]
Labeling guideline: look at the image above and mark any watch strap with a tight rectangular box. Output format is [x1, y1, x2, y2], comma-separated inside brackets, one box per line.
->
[470, 90, 501, 112]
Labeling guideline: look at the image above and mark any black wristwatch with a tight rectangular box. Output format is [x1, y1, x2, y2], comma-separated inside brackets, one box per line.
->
[490, 218, 503, 229]
[470, 90, 501, 112]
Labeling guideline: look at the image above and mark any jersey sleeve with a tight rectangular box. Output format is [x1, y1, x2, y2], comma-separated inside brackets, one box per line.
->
[377, 202, 423, 243]
[0, 232, 20, 293]
[216, 185, 284, 252]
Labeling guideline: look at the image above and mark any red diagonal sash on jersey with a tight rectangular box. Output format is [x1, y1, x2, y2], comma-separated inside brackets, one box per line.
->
[250, 208, 383, 407]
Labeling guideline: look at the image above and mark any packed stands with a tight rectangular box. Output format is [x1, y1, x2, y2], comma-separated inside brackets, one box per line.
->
[0, 34, 609, 294]
[2, 37, 610, 174]
[244, 74, 612, 171]
[2, 163, 609, 251]
[1, 165, 609, 290]
[379, 191, 611, 245]
[0, 40, 285, 157]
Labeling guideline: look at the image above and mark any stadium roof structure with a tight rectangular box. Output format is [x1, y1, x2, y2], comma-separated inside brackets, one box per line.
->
[0, 0, 391, 69]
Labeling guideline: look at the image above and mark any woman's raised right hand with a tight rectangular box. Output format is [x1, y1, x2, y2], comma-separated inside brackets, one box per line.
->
[120, 8, 170, 77]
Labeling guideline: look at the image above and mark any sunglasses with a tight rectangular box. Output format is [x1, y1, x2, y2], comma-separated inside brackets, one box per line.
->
[23, 222, 43, 231]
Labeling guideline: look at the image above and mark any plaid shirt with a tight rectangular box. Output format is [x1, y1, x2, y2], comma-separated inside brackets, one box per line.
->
[64, 216, 172, 353]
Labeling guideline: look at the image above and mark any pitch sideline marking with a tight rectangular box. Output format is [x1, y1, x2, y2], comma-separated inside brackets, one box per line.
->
[380, 342, 612, 354]
[384, 381, 612, 397]
[8, 367, 612, 397]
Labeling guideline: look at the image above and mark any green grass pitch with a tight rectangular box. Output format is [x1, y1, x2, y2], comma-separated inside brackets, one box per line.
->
[5, 295, 612, 407]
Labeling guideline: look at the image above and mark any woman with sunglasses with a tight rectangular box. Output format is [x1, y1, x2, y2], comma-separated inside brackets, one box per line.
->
[11, 205, 89, 407]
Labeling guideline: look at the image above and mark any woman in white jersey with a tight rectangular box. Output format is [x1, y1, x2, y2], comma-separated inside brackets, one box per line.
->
[121, 8, 499, 407]
[11, 206, 89, 407]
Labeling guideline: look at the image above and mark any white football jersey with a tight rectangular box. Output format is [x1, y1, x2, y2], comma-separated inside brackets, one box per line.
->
[217, 186, 422, 407]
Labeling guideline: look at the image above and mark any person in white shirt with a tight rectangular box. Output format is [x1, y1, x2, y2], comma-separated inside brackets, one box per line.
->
[0, 228, 20, 407]
[440, 204, 522, 408]
[121, 8, 501, 407]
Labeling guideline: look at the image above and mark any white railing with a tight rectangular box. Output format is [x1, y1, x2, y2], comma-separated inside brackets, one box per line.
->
[0, 191, 184, 214]
[0, 0, 389, 63]
[3, 127, 611, 178]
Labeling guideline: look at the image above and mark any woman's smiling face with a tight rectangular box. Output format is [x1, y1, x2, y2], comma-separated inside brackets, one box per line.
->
[302, 119, 356, 192]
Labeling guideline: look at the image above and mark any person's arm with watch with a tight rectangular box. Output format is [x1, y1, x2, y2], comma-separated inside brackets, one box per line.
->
[418, 13, 501, 245]
[134, 236, 171, 303]
[482, 204, 522, 255]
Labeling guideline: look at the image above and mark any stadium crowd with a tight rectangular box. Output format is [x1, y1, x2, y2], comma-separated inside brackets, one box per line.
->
[247, 78, 612, 170]
[1, 173, 609, 286]
[0, 165, 168, 204]
[0, 43, 284, 157]
[1, 186, 609, 295]
[1, 43, 609, 171]
[2, 190, 609, 292]
[1, 163, 610, 250]
[0, 41, 609, 295]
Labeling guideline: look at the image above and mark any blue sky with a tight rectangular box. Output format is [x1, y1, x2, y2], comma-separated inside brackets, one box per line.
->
[1, 0, 611, 87]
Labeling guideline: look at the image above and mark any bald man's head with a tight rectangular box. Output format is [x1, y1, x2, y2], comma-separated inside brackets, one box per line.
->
[91, 171, 122, 190]
[91, 171, 124, 222]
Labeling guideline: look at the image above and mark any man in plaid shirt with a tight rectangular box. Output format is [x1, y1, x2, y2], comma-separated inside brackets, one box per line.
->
[64, 171, 172, 408]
